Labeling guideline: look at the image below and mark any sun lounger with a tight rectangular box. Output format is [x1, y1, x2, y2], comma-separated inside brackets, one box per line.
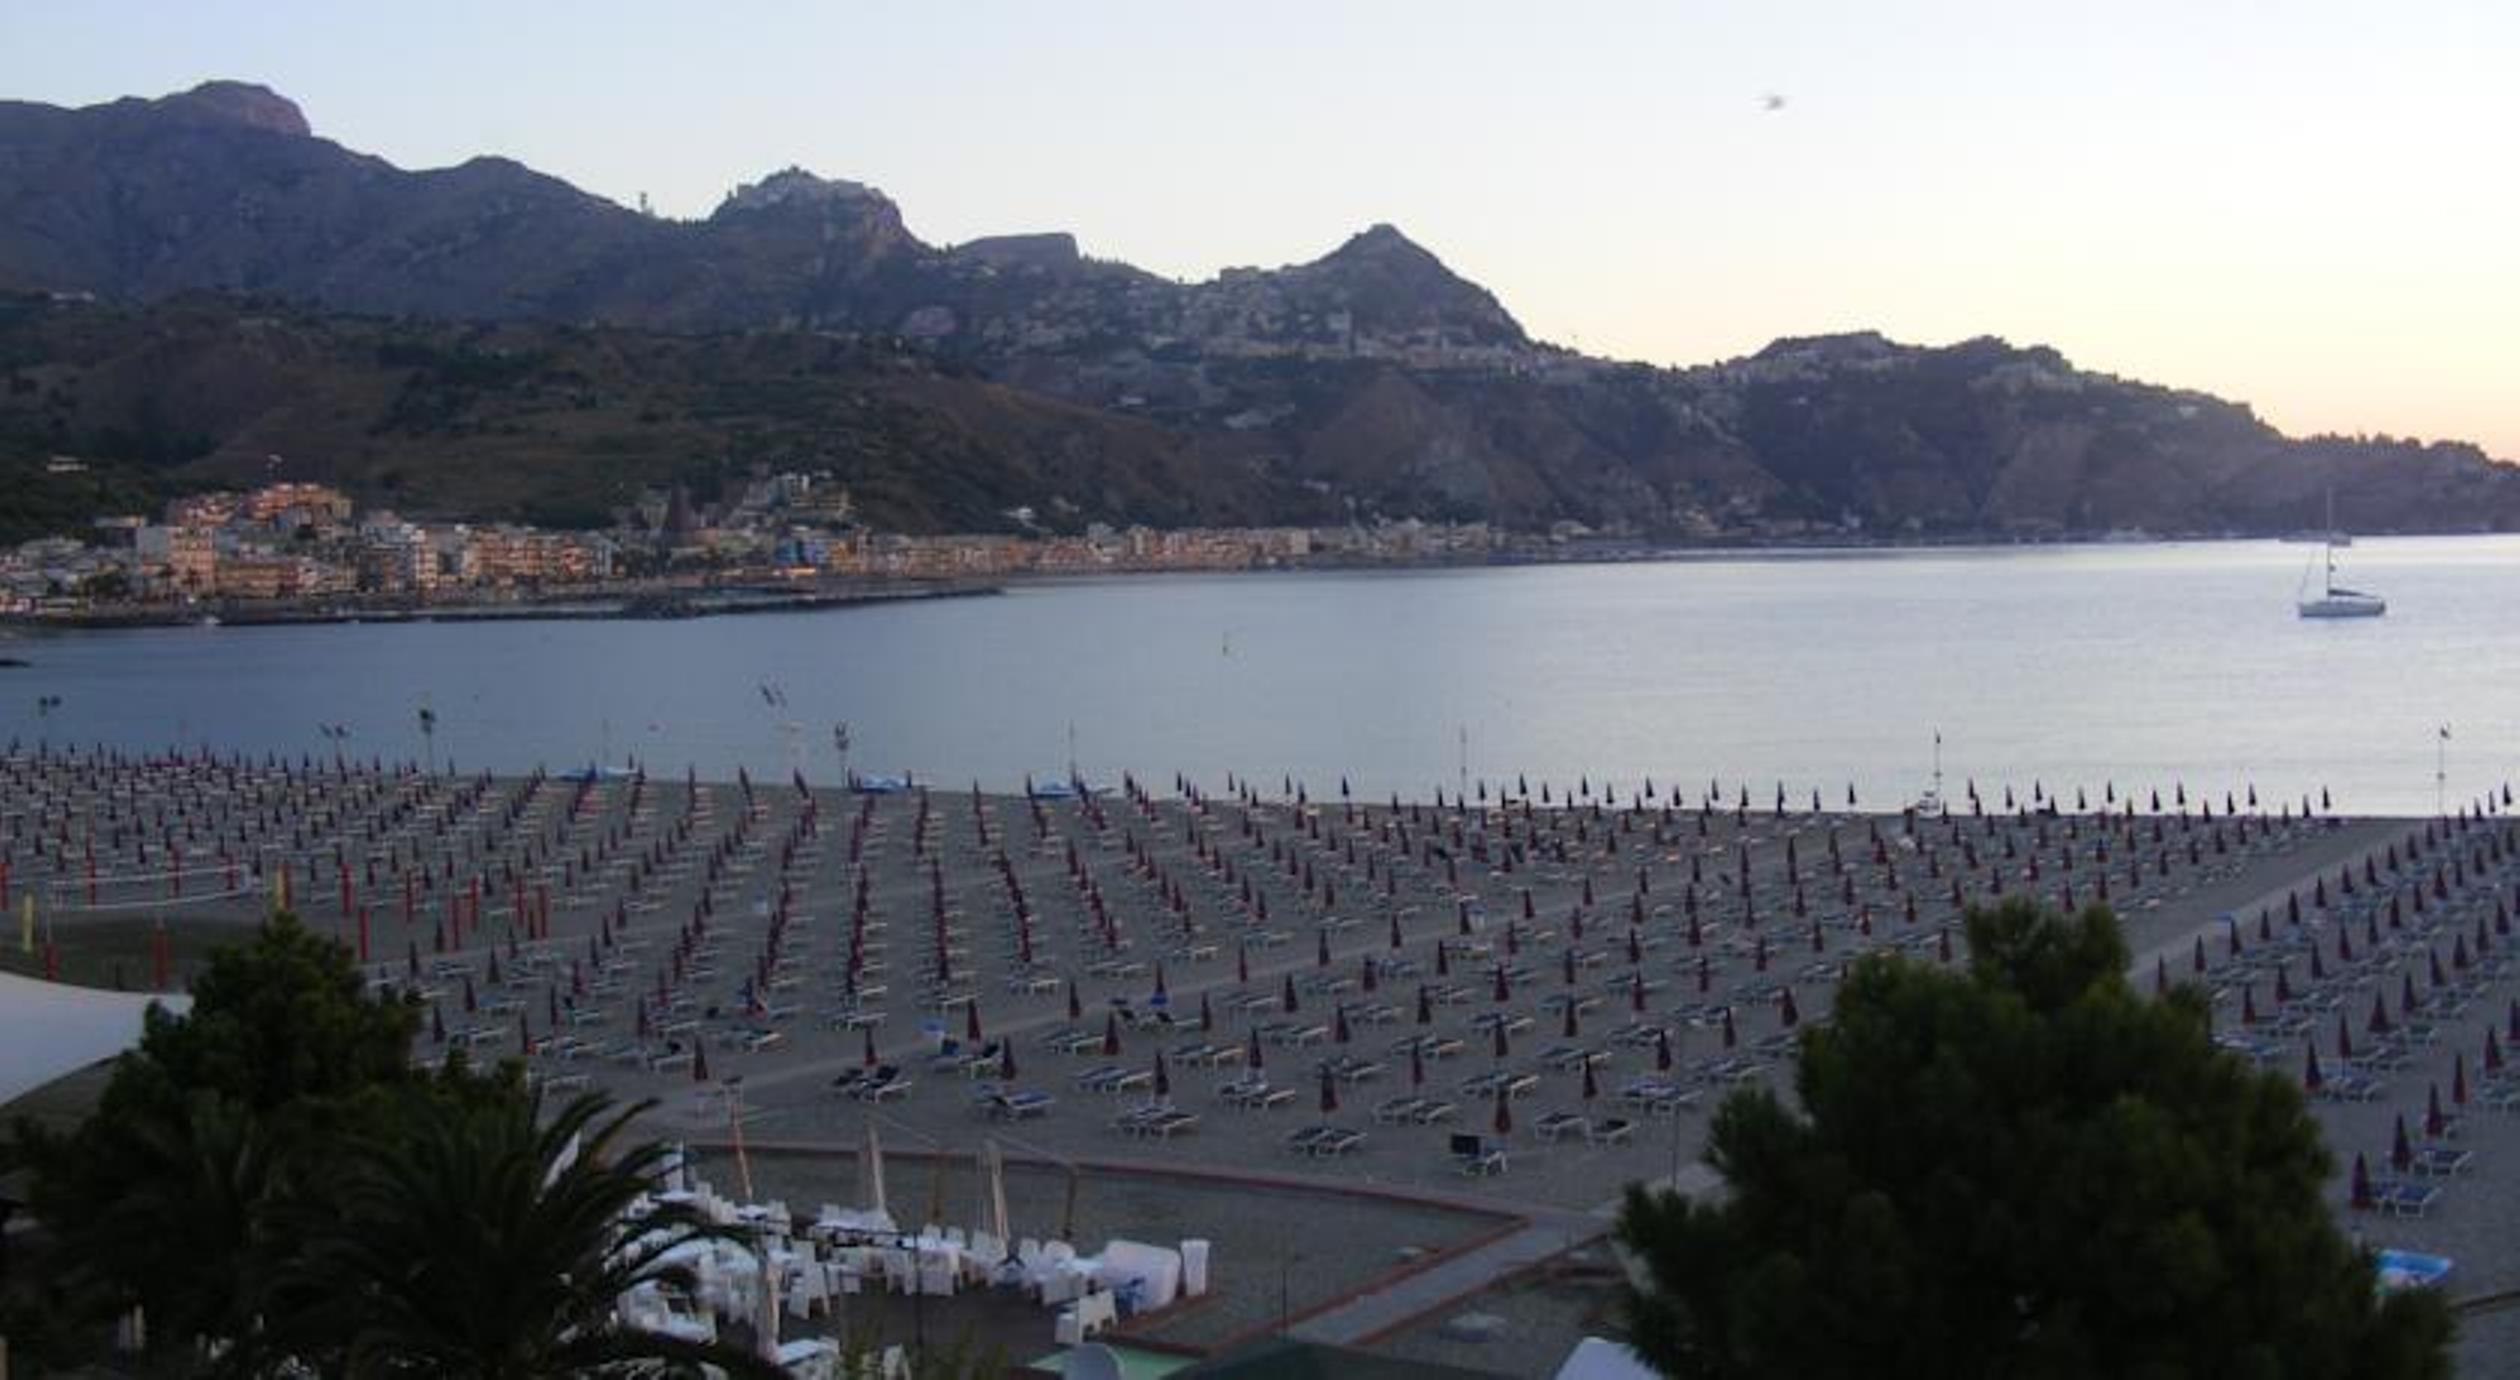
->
[980, 1090, 1056, 1120]
[1450, 1132, 1509, 1176]
[1374, 1096, 1431, 1125]
[1587, 1116, 1636, 1146]
[1535, 1112, 1589, 1142]
[2408, 1145, 2473, 1177]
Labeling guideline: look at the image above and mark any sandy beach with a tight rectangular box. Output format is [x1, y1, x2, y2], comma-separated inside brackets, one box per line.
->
[4, 742, 2507, 1369]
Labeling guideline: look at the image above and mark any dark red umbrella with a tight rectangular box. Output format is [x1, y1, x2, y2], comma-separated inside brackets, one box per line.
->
[1103, 1010, 1122, 1056]
[1153, 1051, 1170, 1099]
[1334, 1005, 1353, 1045]
[1580, 1060, 1599, 1103]
[1416, 984, 1434, 1025]
[2391, 1114, 2414, 1171]
[1492, 1020, 1511, 1060]
[2426, 1084, 2447, 1138]
[2350, 1152, 2374, 1210]
[1655, 1027, 1674, 1071]
[2453, 1054, 2469, 1107]
[1779, 989, 1800, 1028]
[1247, 1025, 1265, 1072]
[2489, 1027, 2506, 1075]
[1410, 1041, 1426, 1087]
[1068, 980, 1083, 1021]
[1199, 991, 1214, 1032]
[1319, 1066, 1339, 1114]
[966, 1001, 984, 1044]
[1282, 972, 1300, 1013]
[1493, 966, 1511, 1003]
[1562, 1001, 1580, 1039]
[1492, 1085, 1513, 1135]
[2303, 1043, 2324, 1092]
[692, 1040, 710, 1082]
[1721, 1008, 1737, 1049]
[863, 1026, 878, 1068]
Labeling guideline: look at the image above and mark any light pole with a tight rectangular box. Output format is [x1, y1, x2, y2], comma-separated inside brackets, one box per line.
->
[833, 721, 852, 788]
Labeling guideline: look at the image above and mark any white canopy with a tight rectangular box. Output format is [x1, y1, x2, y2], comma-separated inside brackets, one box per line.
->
[0, 970, 190, 1106]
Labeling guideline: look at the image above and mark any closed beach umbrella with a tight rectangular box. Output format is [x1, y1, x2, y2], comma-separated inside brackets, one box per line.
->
[1655, 1027, 1674, 1072]
[1492, 1020, 1510, 1060]
[1247, 1025, 1265, 1072]
[2391, 1114, 2413, 1172]
[2426, 1084, 2446, 1138]
[1721, 1008, 1737, 1049]
[1153, 1051, 1170, 1099]
[2453, 1054, 2469, 1107]
[1319, 1066, 1339, 1114]
[2303, 1043, 2324, 1092]
[1410, 1042, 1425, 1088]
[1282, 972, 1300, 1012]
[1102, 1011, 1122, 1056]
[1493, 1085, 1513, 1135]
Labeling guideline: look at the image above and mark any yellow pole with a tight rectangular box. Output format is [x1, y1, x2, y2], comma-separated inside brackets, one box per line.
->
[18, 895, 31, 955]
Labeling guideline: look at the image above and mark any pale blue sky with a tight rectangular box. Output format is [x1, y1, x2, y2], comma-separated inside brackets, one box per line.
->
[4, 1, 2514, 456]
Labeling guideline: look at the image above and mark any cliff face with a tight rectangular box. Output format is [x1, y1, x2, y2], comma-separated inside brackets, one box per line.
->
[0, 83, 2512, 539]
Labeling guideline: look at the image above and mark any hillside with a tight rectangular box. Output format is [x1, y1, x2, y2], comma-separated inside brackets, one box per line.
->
[0, 82, 2514, 541]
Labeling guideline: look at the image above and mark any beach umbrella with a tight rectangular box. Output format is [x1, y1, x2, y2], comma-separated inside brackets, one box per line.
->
[1630, 974, 1648, 1014]
[1779, 989, 1800, 1028]
[2490, 1028, 2506, 1075]
[1581, 1060, 1599, 1103]
[1492, 1020, 1511, 1060]
[2368, 991, 2391, 1035]
[691, 1041, 709, 1082]
[1102, 1011, 1123, 1057]
[1410, 1041, 1425, 1087]
[1334, 1005, 1352, 1045]
[862, 1122, 889, 1219]
[1562, 1000, 1580, 1039]
[1247, 1025, 1265, 1071]
[1282, 972, 1300, 1013]
[1319, 1066, 1339, 1114]
[1655, 1027, 1674, 1072]
[1199, 991, 1214, 1032]
[998, 1041, 1017, 1079]
[2426, 1084, 2447, 1138]
[2336, 1015, 2355, 1062]
[1067, 980, 1083, 1021]
[1153, 1051, 1170, 1099]
[1696, 954, 1711, 993]
[2349, 1153, 2373, 1211]
[2303, 1043, 2324, 1093]
[1416, 984, 1434, 1025]
[862, 1026, 879, 1068]
[965, 1001, 984, 1044]
[1492, 1085, 1513, 1135]
[1493, 966, 1511, 1003]
[2391, 1115, 2413, 1172]
[1721, 1008, 1737, 1049]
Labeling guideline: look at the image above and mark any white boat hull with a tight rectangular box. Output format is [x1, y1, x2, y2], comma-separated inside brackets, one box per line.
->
[2299, 595, 2386, 619]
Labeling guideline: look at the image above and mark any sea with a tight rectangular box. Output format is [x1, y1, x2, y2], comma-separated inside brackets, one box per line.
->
[2, 537, 2512, 818]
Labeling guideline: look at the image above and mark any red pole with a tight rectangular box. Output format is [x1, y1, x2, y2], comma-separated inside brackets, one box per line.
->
[152, 921, 169, 991]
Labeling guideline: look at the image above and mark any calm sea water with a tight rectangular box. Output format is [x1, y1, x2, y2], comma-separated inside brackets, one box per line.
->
[2, 539, 2512, 817]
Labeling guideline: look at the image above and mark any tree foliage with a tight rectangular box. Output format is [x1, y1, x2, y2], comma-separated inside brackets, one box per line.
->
[4, 914, 781, 1377]
[1617, 899, 2452, 1380]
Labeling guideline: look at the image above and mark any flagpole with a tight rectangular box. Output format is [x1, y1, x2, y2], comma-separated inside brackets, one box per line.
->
[2438, 726, 2449, 819]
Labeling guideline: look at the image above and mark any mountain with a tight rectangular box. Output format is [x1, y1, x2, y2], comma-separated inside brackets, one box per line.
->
[0, 82, 2514, 541]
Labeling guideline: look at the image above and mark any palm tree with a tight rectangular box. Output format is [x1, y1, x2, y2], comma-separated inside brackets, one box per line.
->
[281, 1086, 786, 1379]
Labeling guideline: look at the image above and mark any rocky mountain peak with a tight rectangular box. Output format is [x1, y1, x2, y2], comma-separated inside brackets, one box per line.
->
[154, 81, 311, 138]
[717, 167, 893, 216]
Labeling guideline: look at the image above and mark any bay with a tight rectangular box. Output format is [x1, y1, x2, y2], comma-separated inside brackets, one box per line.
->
[3, 537, 2512, 817]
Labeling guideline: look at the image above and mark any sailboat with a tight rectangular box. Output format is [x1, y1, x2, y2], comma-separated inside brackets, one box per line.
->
[2296, 491, 2383, 619]
[1912, 732, 1949, 817]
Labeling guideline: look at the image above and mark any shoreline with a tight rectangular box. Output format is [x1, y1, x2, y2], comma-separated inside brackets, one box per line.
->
[6, 528, 2508, 634]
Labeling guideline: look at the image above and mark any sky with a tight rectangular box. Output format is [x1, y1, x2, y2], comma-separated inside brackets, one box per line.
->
[4, 0, 2515, 457]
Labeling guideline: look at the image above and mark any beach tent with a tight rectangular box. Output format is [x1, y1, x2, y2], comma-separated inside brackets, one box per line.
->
[1552, 1337, 1658, 1380]
[0, 970, 191, 1106]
